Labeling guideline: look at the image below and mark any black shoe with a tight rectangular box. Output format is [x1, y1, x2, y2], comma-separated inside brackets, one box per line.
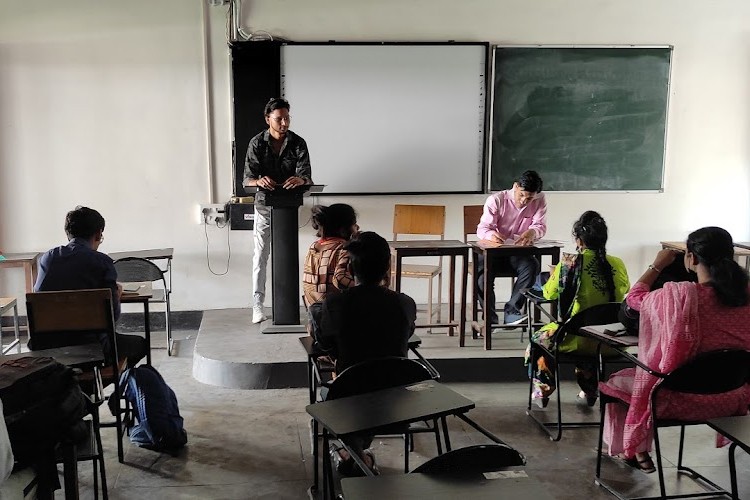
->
[534, 397, 549, 409]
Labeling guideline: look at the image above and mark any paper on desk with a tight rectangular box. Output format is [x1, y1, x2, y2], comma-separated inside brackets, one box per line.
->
[405, 382, 433, 392]
[596, 322, 628, 336]
[484, 470, 528, 480]
[122, 283, 145, 293]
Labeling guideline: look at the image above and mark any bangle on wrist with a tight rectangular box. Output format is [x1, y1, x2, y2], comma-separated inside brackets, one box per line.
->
[648, 264, 662, 273]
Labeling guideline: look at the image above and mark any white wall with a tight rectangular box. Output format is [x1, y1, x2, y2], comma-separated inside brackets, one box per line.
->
[1, 0, 748, 311]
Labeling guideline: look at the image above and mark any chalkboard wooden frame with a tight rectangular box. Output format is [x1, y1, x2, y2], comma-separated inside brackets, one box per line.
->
[489, 45, 672, 192]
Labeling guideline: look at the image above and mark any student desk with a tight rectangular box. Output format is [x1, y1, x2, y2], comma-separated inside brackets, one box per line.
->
[0, 252, 41, 293]
[108, 247, 173, 293]
[388, 240, 469, 339]
[0, 342, 105, 370]
[341, 472, 555, 500]
[707, 415, 750, 500]
[120, 285, 154, 365]
[469, 240, 562, 350]
[307, 381, 500, 499]
[661, 241, 750, 271]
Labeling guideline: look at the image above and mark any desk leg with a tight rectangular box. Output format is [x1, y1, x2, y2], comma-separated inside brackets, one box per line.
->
[440, 416, 452, 452]
[143, 302, 152, 366]
[448, 256, 456, 337]
[62, 442, 79, 500]
[24, 262, 35, 293]
[484, 251, 492, 350]
[459, 253, 467, 347]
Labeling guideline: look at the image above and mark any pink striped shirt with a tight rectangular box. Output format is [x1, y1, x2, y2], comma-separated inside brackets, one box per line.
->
[476, 189, 547, 241]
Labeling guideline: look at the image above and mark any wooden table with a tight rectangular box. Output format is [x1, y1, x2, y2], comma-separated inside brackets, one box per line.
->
[307, 381, 500, 499]
[0, 252, 41, 293]
[120, 285, 154, 365]
[388, 240, 469, 340]
[341, 473, 554, 500]
[469, 240, 562, 350]
[661, 241, 750, 271]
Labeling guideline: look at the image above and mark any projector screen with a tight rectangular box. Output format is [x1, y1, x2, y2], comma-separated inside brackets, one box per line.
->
[280, 43, 487, 195]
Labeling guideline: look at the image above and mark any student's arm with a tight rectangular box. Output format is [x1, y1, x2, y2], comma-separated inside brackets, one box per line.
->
[476, 194, 505, 243]
[542, 262, 561, 300]
[293, 138, 312, 184]
[243, 138, 276, 189]
[331, 249, 354, 291]
[104, 258, 121, 321]
[612, 257, 631, 301]
[626, 249, 678, 311]
[529, 195, 548, 239]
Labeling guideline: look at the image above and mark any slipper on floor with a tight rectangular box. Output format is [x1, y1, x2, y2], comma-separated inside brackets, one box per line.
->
[617, 453, 656, 474]
[329, 442, 356, 476]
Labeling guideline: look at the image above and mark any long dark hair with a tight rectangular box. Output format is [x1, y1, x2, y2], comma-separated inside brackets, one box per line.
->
[310, 204, 357, 239]
[572, 211, 615, 301]
[687, 226, 749, 307]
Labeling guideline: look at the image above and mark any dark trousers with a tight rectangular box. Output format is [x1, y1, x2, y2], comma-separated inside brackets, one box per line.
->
[476, 253, 540, 323]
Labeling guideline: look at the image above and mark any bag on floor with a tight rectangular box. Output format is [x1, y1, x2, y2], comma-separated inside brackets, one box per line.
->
[118, 365, 187, 452]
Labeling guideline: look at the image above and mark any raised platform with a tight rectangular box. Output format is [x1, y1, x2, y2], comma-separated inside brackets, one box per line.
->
[192, 308, 536, 390]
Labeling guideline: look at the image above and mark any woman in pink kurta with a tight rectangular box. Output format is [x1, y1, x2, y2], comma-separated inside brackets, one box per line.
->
[600, 227, 750, 472]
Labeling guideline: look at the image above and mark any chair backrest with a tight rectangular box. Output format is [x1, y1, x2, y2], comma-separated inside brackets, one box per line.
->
[393, 205, 445, 240]
[26, 289, 116, 358]
[463, 205, 484, 243]
[657, 349, 750, 395]
[327, 356, 432, 400]
[557, 302, 622, 344]
[411, 444, 526, 474]
[113, 257, 165, 285]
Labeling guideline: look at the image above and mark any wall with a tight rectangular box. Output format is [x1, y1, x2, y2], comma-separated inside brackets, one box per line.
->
[0, 0, 748, 311]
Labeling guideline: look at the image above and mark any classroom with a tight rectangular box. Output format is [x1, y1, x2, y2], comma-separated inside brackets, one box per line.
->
[0, 0, 749, 498]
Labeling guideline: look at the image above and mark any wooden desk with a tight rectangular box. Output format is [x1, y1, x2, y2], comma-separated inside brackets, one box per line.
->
[388, 240, 469, 340]
[121, 285, 154, 365]
[0, 252, 41, 293]
[661, 241, 750, 271]
[341, 473, 554, 500]
[469, 241, 562, 350]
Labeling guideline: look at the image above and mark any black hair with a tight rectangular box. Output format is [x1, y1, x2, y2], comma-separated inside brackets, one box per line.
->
[64, 206, 105, 241]
[344, 231, 390, 285]
[517, 170, 543, 193]
[687, 226, 749, 307]
[572, 211, 616, 301]
[310, 204, 357, 239]
[264, 97, 290, 116]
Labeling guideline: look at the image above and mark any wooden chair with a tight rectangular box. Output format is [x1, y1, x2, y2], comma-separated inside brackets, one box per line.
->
[26, 289, 130, 464]
[393, 204, 446, 326]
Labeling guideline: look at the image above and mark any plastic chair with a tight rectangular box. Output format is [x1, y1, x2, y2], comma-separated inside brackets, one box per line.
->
[114, 257, 173, 356]
[327, 356, 444, 473]
[393, 204, 445, 328]
[411, 443, 525, 475]
[527, 302, 622, 441]
[26, 288, 128, 470]
[596, 349, 750, 499]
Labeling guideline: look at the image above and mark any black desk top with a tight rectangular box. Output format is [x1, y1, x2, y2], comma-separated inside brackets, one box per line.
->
[341, 473, 554, 499]
[578, 324, 639, 348]
[1, 343, 105, 370]
[708, 415, 750, 453]
[307, 381, 474, 437]
[109, 248, 174, 261]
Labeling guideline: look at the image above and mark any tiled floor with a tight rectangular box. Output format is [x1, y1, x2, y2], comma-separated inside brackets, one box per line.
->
[5, 323, 749, 499]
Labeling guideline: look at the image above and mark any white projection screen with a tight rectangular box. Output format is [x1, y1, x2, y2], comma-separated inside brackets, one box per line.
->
[281, 43, 487, 195]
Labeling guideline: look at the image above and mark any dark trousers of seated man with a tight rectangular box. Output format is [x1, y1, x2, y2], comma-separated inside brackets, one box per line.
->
[476, 253, 540, 324]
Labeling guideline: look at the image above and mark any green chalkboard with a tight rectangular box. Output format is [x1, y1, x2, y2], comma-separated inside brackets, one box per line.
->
[490, 47, 671, 191]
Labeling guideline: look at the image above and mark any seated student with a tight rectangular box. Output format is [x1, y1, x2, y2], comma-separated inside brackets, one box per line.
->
[302, 204, 358, 342]
[476, 170, 547, 325]
[525, 211, 630, 407]
[319, 231, 417, 475]
[33, 206, 147, 367]
[600, 227, 750, 473]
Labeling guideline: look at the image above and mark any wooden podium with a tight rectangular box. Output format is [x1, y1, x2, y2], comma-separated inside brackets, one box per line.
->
[246, 184, 324, 334]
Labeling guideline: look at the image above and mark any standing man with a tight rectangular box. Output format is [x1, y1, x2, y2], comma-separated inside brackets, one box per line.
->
[476, 170, 547, 325]
[243, 98, 313, 324]
[33, 206, 147, 366]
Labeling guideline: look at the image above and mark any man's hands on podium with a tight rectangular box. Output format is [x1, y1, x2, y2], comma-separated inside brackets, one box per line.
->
[256, 176, 277, 189]
[282, 176, 305, 189]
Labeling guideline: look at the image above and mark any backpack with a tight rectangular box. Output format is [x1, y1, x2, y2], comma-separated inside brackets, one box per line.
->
[116, 365, 187, 452]
[0, 357, 88, 467]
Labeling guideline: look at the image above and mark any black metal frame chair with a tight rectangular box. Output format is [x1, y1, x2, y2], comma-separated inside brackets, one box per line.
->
[595, 349, 750, 499]
[114, 257, 173, 356]
[527, 301, 622, 441]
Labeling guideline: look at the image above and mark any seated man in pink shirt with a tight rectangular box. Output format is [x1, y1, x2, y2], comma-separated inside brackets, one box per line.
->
[476, 170, 547, 325]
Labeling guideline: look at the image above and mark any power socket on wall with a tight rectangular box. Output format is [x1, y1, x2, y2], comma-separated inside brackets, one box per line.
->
[197, 204, 226, 225]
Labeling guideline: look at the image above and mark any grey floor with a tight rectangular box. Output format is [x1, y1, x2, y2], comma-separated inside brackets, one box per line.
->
[5, 321, 749, 499]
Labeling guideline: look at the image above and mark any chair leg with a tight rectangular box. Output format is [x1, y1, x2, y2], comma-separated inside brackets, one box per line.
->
[440, 416, 451, 452]
[427, 278, 434, 333]
[433, 418, 442, 455]
[729, 442, 739, 500]
[596, 398, 606, 478]
[166, 293, 173, 356]
[677, 424, 686, 469]
[653, 424, 667, 499]
[437, 271, 442, 323]
[404, 433, 409, 473]
[92, 409, 108, 500]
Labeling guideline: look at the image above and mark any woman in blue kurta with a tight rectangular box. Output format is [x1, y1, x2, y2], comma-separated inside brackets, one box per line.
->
[525, 211, 630, 406]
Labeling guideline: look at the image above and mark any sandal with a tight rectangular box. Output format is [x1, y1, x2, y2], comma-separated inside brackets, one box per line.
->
[329, 442, 356, 476]
[618, 453, 656, 474]
[362, 449, 380, 476]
